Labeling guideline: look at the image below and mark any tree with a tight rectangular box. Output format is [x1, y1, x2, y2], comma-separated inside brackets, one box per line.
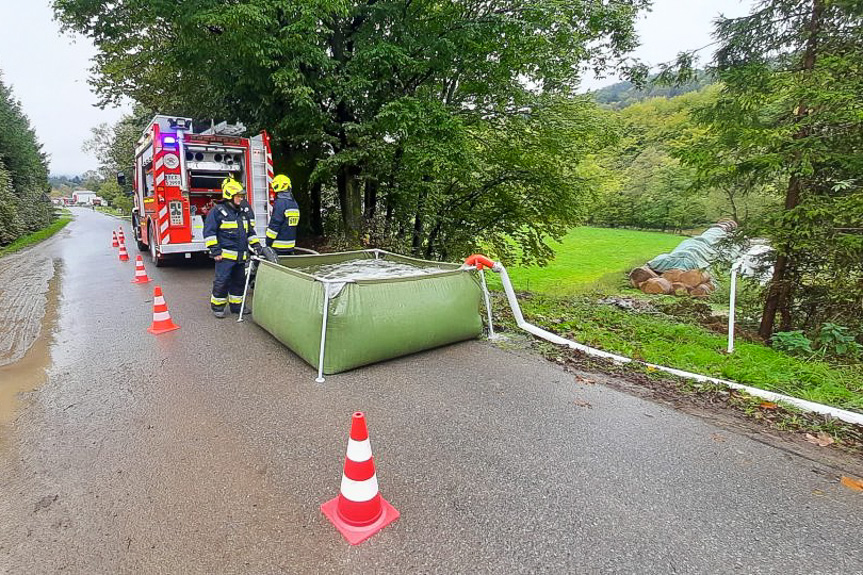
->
[0, 71, 51, 244]
[593, 70, 712, 110]
[55, 0, 648, 259]
[678, 0, 863, 338]
[83, 105, 153, 188]
[589, 86, 776, 232]
[83, 104, 154, 215]
[0, 160, 21, 244]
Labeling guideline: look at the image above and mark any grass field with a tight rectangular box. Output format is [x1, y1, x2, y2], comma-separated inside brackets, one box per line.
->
[0, 209, 73, 259]
[494, 227, 684, 294]
[95, 205, 130, 218]
[506, 294, 863, 411]
[486, 226, 862, 412]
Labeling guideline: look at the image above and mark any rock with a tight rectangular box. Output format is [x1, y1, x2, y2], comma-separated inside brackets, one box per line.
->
[641, 277, 673, 295]
[629, 266, 658, 288]
[598, 296, 655, 312]
[670, 282, 689, 296]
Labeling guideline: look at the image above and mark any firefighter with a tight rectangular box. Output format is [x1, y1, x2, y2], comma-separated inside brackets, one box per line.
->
[203, 177, 262, 318]
[265, 174, 301, 255]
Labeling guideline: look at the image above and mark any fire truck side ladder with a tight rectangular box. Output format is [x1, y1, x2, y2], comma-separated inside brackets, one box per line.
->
[249, 134, 271, 236]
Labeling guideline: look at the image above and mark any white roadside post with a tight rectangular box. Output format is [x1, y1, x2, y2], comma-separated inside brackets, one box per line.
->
[727, 261, 740, 354]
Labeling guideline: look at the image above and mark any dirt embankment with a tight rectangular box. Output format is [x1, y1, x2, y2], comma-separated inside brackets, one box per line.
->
[0, 252, 56, 367]
[0, 250, 60, 423]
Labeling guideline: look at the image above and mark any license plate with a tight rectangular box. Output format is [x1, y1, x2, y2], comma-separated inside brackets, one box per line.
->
[165, 174, 182, 187]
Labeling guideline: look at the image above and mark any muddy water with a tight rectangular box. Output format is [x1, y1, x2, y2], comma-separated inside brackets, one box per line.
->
[0, 261, 60, 425]
[0, 251, 55, 367]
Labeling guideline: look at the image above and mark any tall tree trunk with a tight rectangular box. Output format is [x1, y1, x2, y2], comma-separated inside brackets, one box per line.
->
[411, 190, 427, 257]
[724, 187, 739, 223]
[758, 0, 823, 340]
[385, 195, 394, 225]
[425, 221, 442, 260]
[310, 181, 323, 236]
[364, 179, 378, 220]
[338, 165, 362, 245]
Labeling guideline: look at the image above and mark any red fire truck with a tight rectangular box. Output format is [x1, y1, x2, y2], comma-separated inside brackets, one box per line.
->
[128, 115, 275, 266]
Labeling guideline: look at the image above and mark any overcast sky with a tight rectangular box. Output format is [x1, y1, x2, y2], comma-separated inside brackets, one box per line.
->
[0, 0, 753, 176]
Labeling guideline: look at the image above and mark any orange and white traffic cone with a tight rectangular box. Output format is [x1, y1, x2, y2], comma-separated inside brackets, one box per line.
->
[118, 241, 130, 261]
[321, 412, 399, 545]
[112, 231, 119, 248]
[117, 228, 125, 242]
[131, 255, 152, 284]
[147, 286, 180, 334]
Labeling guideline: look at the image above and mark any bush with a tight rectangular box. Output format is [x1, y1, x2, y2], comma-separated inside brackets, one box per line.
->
[771, 331, 814, 356]
[815, 323, 863, 359]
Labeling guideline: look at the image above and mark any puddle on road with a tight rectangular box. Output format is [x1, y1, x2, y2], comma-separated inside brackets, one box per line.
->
[0, 261, 61, 426]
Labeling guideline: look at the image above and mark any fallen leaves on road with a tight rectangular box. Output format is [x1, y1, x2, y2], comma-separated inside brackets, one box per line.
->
[711, 433, 726, 443]
[573, 399, 592, 408]
[840, 476, 863, 492]
[574, 374, 596, 385]
[759, 401, 777, 410]
[804, 432, 835, 447]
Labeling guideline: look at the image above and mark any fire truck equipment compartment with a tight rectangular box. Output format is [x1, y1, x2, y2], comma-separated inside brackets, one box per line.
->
[252, 250, 484, 375]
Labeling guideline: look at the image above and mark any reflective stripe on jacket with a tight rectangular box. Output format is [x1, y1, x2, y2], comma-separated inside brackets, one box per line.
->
[203, 201, 259, 260]
[265, 191, 300, 250]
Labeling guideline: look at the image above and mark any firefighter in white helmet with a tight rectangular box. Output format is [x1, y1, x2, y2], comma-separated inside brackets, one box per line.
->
[203, 177, 261, 318]
[265, 174, 301, 255]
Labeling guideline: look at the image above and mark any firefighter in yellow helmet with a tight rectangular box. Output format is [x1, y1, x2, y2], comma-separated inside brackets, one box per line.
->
[202, 177, 261, 318]
[265, 174, 301, 255]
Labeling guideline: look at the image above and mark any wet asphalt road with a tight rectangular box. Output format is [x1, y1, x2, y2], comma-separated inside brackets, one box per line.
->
[0, 208, 861, 574]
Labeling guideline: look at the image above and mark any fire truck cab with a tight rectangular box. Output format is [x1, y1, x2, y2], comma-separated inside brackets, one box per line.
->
[130, 115, 274, 266]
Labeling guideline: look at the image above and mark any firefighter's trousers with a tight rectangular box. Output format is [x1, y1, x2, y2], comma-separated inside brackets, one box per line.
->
[211, 259, 247, 313]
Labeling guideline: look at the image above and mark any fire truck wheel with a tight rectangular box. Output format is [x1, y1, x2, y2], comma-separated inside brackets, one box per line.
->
[133, 213, 147, 251]
[149, 225, 166, 267]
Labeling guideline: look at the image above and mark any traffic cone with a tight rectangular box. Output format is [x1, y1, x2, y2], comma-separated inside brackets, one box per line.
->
[321, 412, 399, 545]
[147, 285, 180, 334]
[112, 231, 119, 248]
[117, 228, 125, 241]
[131, 255, 152, 284]
[118, 241, 130, 261]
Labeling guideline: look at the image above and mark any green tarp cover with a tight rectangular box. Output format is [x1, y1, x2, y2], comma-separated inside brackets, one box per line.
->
[252, 251, 484, 375]
[648, 225, 729, 272]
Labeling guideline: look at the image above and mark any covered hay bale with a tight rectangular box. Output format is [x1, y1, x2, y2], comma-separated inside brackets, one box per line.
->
[679, 269, 710, 288]
[629, 266, 659, 288]
[661, 269, 686, 284]
[641, 277, 673, 295]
